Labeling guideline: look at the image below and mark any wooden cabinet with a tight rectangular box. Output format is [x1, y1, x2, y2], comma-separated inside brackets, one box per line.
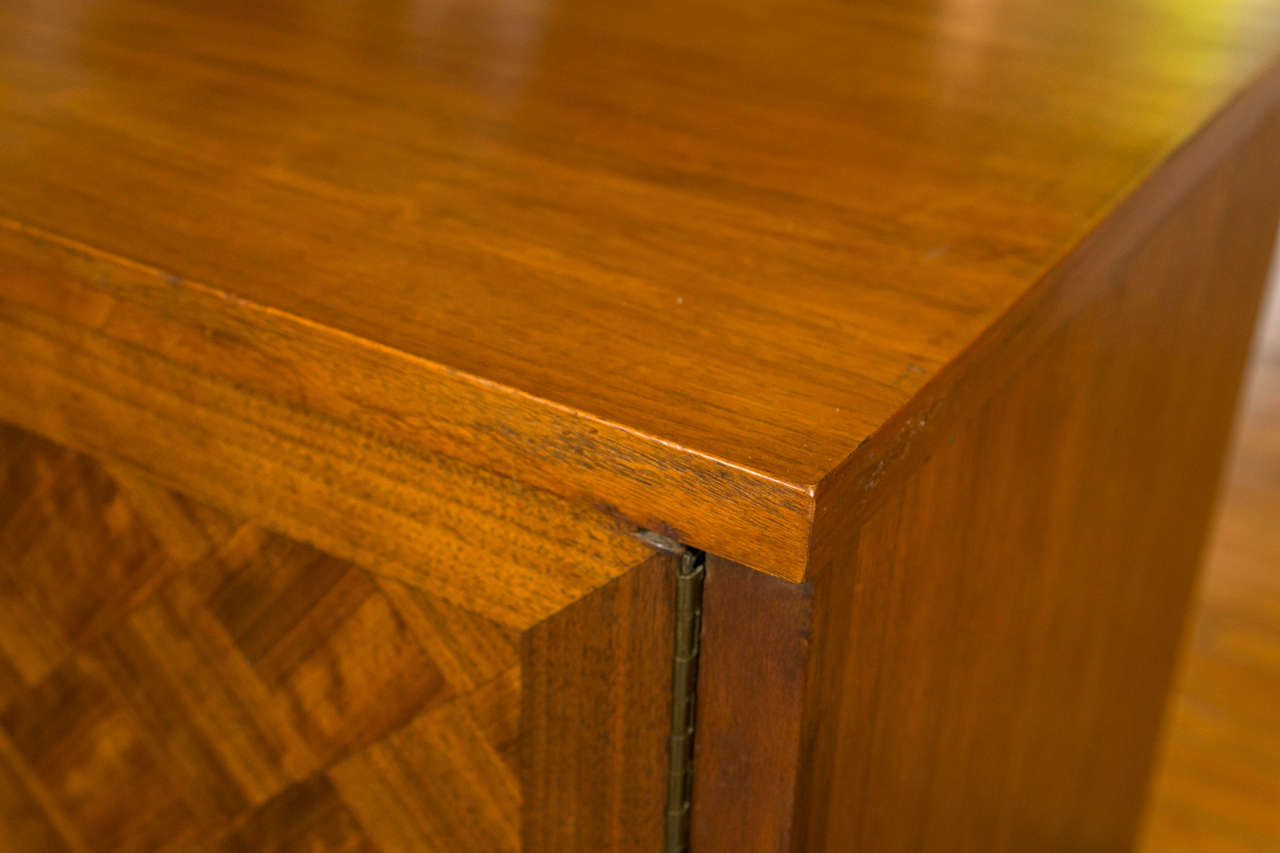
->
[2, 1, 1279, 850]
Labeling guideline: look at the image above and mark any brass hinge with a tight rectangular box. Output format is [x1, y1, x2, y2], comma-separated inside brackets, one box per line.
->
[666, 547, 705, 853]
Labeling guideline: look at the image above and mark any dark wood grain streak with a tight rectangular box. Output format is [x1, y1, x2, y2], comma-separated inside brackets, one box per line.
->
[3, 0, 1279, 579]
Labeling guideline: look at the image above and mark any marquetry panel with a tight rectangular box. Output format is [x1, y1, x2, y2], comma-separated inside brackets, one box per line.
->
[0, 422, 523, 852]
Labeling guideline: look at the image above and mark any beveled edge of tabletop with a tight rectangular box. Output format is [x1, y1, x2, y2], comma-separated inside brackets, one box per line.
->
[4, 53, 1280, 584]
[0, 212, 816, 579]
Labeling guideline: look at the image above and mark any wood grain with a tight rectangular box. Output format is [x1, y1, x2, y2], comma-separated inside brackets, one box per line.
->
[799, 106, 1280, 853]
[0, 233, 653, 629]
[0, 423, 674, 852]
[689, 557, 811, 853]
[687, 102, 1280, 851]
[522, 551, 675, 852]
[3, 0, 1280, 578]
[1141, 244, 1280, 851]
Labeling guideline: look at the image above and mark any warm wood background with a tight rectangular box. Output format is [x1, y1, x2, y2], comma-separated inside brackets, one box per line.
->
[1141, 243, 1280, 851]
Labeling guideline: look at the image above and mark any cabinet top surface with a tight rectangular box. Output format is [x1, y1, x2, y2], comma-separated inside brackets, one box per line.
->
[3, 0, 1280, 574]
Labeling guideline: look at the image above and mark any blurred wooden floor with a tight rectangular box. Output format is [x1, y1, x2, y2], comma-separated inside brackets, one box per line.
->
[1140, 247, 1280, 852]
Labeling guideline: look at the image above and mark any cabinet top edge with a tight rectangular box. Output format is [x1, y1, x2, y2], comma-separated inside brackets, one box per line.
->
[2, 0, 1280, 580]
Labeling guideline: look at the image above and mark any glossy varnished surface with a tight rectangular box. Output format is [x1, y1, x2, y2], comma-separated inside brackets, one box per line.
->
[3, 0, 1280, 578]
[0, 227, 656, 629]
[803, 115, 1278, 853]
[689, 108, 1280, 851]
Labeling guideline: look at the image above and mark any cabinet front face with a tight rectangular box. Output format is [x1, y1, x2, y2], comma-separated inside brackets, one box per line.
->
[0, 424, 675, 853]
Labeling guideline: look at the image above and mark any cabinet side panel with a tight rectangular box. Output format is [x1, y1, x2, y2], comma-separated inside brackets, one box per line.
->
[521, 550, 676, 852]
[797, 111, 1280, 851]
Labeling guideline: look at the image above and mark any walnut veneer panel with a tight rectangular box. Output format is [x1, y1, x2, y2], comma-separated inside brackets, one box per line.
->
[690, 104, 1280, 851]
[0, 423, 674, 852]
[3, 1, 1280, 578]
